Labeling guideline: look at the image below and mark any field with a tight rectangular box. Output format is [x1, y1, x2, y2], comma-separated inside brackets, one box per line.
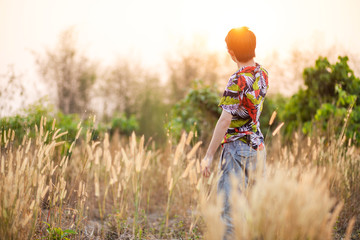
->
[0, 116, 359, 240]
[2, 0, 360, 239]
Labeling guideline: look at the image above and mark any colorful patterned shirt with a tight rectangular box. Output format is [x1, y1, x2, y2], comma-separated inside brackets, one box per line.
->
[219, 63, 269, 149]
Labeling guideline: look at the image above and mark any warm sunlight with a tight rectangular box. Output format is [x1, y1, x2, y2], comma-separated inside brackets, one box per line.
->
[1, 0, 360, 114]
[1, 0, 360, 239]
[1, 0, 359, 74]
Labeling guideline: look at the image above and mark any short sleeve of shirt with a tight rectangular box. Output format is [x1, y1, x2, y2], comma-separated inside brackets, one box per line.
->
[218, 74, 241, 115]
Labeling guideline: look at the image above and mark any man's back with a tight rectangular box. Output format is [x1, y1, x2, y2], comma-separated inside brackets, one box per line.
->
[219, 63, 269, 149]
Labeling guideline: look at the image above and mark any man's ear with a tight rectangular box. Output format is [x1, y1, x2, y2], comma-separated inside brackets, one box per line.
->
[228, 49, 237, 62]
[228, 49, 235, 57]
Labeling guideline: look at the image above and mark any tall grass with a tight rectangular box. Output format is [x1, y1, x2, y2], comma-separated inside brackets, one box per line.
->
[0, 116, 359, 239]
[0, 117, 69, 239]
[201, 165, 342, 240]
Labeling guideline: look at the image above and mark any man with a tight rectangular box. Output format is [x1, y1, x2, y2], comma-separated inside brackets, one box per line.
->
[201, 26, 269, 239]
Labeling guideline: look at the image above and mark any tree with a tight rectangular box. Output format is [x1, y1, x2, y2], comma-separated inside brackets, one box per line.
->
[166, 80, 222, 143]
[98, 60, 170, 141]
[35, 27, 97, 114]
[137, 75, 170, 143]
[281, 56, 360, 142]
[0, 66, 25, 117]
[166, 39, 226, 103]
[98, 60, 141, 119]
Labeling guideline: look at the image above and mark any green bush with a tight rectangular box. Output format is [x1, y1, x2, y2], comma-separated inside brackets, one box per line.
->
[260, 94, 287, 135]
[166, 80, 283, 144]
[1, 101, 103, 147]
[280, 56, 360, 143]
[166, 80, 221, 143]
[110, 113, 139, 136]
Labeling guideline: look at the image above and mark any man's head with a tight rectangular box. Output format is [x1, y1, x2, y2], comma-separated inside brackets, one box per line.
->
[225, 27, 256, 63]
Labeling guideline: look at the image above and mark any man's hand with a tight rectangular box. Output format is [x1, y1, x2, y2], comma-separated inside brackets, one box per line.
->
[201, 110, 231, 178]
[201, 155, 213, 178]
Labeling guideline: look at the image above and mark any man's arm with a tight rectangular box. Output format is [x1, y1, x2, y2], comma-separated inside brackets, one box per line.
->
[201, 110, 232, 177]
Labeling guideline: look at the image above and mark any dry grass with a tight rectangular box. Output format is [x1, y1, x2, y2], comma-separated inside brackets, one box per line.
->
[0, 117, 359, 239]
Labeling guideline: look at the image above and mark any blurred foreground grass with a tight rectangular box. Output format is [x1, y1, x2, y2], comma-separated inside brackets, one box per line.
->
[0, 116, 359, 239]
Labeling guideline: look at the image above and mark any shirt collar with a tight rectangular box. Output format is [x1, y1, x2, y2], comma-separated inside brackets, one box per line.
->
[235, 62, 260, 75]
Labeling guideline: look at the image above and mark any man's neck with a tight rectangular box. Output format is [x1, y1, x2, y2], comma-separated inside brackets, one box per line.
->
[236, 59, 255, 69]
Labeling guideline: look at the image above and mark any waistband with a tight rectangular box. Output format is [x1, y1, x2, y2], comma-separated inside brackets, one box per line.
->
[222, 135, 264, 151]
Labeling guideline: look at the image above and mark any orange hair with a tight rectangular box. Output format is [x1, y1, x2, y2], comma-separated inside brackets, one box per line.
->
[225, 27, 256, 62]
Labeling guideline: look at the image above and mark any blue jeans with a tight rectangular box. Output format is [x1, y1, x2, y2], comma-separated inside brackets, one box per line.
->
[217, 140, 266, 239]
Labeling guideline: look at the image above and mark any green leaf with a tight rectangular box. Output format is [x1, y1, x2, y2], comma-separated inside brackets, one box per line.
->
[63, 229, 77, 234]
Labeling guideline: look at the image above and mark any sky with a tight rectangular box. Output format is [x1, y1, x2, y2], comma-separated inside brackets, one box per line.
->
[1, 0, 360, 111]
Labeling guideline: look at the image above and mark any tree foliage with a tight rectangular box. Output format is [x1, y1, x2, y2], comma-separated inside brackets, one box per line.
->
[136, 76, 170, 143]
[260, 94, 288, 140]
[0, 100, 141, 147]
[110, 113, 139, 136]
[166, 81, 222, 143]
[281, 56, 360, 142]
[166, 80, 286, 144]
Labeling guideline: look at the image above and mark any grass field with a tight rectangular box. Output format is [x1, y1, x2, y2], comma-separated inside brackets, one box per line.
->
[0, 116, 359, 239]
